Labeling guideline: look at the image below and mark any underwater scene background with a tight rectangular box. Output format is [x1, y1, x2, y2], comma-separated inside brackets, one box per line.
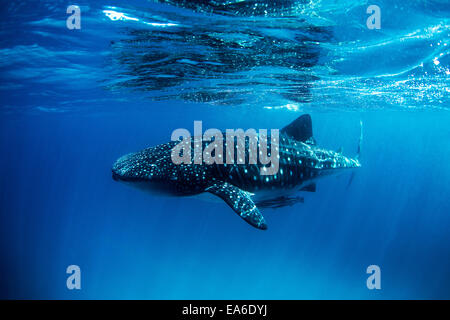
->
[0, 0, 449, 299]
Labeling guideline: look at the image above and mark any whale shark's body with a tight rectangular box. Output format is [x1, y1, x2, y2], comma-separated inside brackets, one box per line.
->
[112, 115, 361, 230]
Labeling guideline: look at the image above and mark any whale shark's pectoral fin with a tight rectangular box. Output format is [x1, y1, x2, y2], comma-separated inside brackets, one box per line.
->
[205, 182, 267, 230]
[281, 114, 316, 145]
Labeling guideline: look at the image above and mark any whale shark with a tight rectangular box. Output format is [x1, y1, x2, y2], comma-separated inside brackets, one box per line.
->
[112, 114, 361, 230]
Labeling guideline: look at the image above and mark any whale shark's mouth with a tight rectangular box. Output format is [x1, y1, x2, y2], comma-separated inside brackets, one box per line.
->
[111, 168, 148, 182]
[112, 169, 131, 182]
[112, 171, 120, 181]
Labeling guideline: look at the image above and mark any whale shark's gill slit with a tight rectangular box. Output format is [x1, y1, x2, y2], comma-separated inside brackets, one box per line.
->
[232, 164, 244, 187]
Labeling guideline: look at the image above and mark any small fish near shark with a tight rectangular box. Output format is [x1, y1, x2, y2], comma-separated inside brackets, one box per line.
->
[112, 114, 362, 230]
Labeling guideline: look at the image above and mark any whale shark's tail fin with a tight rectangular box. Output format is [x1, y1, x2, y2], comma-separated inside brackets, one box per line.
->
[357, 119, 363, 161]
[347, 120, 363, 189]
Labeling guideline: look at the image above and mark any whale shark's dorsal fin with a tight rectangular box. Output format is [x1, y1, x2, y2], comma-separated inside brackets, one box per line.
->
[281, 114, 315, 144]
[206, 182, 267, 230]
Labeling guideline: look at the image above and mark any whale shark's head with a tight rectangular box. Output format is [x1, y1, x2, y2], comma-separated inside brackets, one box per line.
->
[112, 149, 179, 196]
[112, 152, 153, 182]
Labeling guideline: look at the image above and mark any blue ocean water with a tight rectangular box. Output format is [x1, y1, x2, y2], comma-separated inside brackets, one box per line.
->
[0, 0, 449, 299]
